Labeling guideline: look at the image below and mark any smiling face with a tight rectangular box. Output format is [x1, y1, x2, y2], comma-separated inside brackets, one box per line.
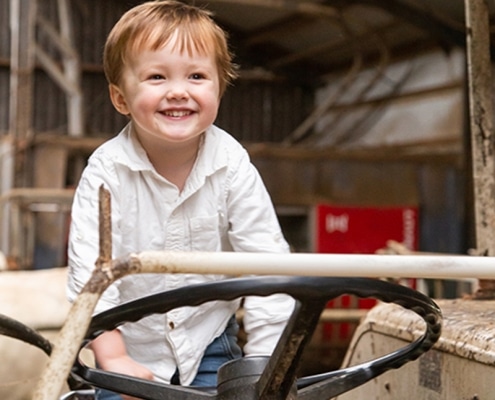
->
[109, 33, 221, 150]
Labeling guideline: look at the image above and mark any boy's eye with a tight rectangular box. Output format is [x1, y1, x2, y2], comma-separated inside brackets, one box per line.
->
[149, 74, 164, 80]
[190, 73, 205, 80]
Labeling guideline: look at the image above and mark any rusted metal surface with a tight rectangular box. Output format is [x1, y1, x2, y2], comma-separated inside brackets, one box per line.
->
[350, 300, 495, 366]
[465, 0, 495, 298]
[337, 299, 495, 399]
[433, 299, 495, 362]
[95, 185, 111, 269]
[32, 187, 113, 400]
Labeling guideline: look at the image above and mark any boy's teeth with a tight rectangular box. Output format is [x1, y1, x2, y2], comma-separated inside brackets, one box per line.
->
[166, 110, 190, 117]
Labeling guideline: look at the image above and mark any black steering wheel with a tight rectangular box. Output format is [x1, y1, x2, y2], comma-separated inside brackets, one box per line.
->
[67, 276, 441, 400]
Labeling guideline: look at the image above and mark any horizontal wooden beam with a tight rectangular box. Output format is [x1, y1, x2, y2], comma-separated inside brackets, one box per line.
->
[246, 139, 463, 165]
[198, 0, 339, 17]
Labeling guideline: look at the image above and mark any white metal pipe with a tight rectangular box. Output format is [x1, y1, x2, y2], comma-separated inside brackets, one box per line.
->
[135, 251, 495, 280]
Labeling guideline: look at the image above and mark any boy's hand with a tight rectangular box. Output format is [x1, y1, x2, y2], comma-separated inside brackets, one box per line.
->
[103, 354, 154, 400]
[91, 329, 155, 399]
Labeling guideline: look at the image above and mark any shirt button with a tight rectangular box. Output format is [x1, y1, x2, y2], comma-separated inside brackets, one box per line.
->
[169, 321, 175, 329]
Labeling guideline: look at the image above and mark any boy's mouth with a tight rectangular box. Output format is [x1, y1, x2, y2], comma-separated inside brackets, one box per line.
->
[163, 110, 192, 117]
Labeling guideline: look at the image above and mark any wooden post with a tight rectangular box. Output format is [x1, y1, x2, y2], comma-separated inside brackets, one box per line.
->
[31, 0, 84, 268]
[57, 0, 84, 137]
[464, 0, 495, 297]
[9, 0, 36, 143]
[0, 137, 15, 255]
[6, 0, 36, 263]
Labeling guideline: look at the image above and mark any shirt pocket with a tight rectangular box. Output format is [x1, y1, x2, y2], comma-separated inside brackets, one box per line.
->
[189, 214, 222, 252]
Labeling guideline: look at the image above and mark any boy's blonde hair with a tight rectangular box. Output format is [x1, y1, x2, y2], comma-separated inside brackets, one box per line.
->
[103, 0, 238, 96]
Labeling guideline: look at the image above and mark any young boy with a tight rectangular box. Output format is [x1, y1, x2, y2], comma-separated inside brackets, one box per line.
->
[67, 1, 294, 399]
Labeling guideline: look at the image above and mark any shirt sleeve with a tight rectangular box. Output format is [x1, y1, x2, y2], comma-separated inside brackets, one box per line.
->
[225, 147, 295, 355]
[66, 154, 122, 314]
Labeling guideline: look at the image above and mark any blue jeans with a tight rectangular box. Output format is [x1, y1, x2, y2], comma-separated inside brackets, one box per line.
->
[96, 316, 241, 399]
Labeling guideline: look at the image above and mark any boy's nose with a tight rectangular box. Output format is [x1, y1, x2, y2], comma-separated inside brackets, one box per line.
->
[166, 82, 189, 100]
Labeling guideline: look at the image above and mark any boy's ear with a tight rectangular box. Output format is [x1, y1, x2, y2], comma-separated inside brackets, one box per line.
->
[109, 84, 130, 115]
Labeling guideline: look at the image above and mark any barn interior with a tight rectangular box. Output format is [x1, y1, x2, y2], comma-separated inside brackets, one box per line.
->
[1, 0, 495, 398]
[1, 0, 478, 272]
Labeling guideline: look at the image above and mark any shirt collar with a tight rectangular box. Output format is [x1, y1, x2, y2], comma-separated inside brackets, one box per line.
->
[114, 123, 154, 172]
[194, 125, 229, 176]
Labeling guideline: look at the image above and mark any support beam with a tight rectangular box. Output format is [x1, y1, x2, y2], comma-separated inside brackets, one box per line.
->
[346, 0, 466, 50]
[0, 137, 15, 255]
[9, 0, 83, 138]
[200, 0, 339, 17]
[7, 0, 84, 269]
[464, 0, 495, 297]
[57, 0, 84, 137]
[35, 0, 84, 136]
[9, 0, 36, 142]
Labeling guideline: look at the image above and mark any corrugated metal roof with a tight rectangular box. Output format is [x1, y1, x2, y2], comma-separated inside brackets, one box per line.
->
[181, 0, 482, 83]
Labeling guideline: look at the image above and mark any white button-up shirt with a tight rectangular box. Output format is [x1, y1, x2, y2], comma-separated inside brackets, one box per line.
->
[67, 123, 295, 385]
